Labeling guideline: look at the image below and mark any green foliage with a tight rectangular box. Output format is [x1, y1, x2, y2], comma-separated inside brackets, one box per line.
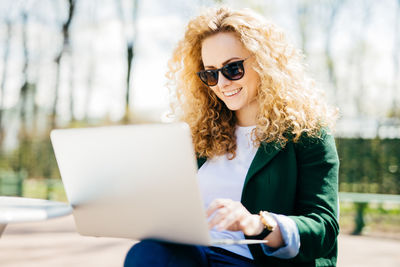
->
[336, 138, 400, 194]
[7, 137, 60, 179]
[23, 178, 67, 201]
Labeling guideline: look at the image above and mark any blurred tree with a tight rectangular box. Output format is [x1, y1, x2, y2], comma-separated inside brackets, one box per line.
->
[296, 0, 311, 56]
[83, 2, 97, 123]
[18, 12, 32, 140]
[390, 0, 400, 117]
[14, 11, 33, 195]
[353, 0, 373, 117]
[322, 0, 344, 105]
[0, 18, 11, 150]
[116, 0, 139, 123]
[83, 45, 95, 123]
[50, 0, 76, 129]
[68, 45, 76, 123]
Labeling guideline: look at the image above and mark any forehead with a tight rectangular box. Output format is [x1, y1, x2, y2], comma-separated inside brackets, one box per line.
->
[201, 32, 248, 67]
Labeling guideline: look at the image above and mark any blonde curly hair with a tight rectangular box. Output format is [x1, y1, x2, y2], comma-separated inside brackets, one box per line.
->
[166, 6, 338, 159]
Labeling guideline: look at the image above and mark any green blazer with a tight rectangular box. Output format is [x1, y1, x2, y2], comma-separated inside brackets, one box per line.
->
[197, 130, 339, 267]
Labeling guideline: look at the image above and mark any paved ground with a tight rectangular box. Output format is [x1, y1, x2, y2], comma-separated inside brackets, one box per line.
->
[0, 215, 399, 267]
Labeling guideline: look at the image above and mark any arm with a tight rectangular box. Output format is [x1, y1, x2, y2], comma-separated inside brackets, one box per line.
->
[289, 130, 340, 261]
[261, 213, 300, 259]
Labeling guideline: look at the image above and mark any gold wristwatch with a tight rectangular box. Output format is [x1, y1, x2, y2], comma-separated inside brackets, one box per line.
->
[259, 211, 277, 231]
[250, 211, 277, 239]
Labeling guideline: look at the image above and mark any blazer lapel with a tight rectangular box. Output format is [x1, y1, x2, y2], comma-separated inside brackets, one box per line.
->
[243, 142, 282, 188]
[197, 156, 207, 169]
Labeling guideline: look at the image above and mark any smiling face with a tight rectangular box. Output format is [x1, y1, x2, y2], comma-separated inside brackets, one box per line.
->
[201, 32, 260, 125]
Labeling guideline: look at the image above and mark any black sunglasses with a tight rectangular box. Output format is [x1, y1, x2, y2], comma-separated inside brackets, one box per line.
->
[197, 58, 249, 86]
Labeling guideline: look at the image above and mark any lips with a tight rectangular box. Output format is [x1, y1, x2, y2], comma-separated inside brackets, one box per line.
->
[223, 87, 242, 97]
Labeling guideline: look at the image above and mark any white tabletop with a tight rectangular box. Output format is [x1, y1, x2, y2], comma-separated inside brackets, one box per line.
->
[0, 196, 72, 225]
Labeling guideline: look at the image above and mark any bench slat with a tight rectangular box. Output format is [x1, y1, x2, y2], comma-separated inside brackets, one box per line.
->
[339, 192, 400, 203]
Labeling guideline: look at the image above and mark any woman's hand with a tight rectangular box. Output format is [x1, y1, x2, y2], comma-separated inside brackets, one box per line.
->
[206, 198, 284, 248]
[206, 198, 264, 236]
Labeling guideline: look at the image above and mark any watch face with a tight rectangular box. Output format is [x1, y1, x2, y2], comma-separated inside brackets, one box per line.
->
[261, 211, 277, 230]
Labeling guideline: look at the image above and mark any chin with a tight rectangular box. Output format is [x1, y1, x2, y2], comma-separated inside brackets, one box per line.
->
[224, 103, 242, 111]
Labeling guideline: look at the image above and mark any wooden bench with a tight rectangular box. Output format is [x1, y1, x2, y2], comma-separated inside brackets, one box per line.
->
[339, 192, 400, 234]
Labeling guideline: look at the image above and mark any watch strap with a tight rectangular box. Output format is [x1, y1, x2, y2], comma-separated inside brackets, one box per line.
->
[247, 211, 277, 240]
[248, 227, 273, 240]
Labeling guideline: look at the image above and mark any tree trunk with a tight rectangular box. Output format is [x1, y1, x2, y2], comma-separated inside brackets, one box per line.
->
[296, 0, 311, 56]
[354, 1, 372, 117]
[14, 11, 30, 196]
[19, 12, 29, 141]
[49, 0, 76, 129]
[391, 0, 400, 117]
[323, 0, 343, 105]
[0, 19, 11, 149]
[69, 53, 76, 123]
[116, 0, 139, 123]
[124, 42, 133, 123]
[83, 2, 97, 123]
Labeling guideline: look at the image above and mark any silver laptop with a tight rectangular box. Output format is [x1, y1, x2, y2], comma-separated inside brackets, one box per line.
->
[50, 123, 267, 246]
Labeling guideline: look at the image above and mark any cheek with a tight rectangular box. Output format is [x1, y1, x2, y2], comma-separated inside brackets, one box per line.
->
[242, 78, 258, 96]
[211, 87, 222, 97]
[251, 81, 259, 97]
[208, 87, 222, 102]
[247, 74, 260, 96]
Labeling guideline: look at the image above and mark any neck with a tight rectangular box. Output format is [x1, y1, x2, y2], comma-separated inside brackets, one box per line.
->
[235, 102, 258, 127]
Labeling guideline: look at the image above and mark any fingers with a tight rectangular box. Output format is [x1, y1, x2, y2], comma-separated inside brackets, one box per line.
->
[240, 215, 264, 236]
[207, 199, 250, 231]
[215, 207, 245, 231]
[206, 198, 231, 217]
[208, 206, 229, 229]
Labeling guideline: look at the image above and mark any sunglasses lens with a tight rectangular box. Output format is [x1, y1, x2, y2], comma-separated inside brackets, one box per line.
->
[223, 61, 244, 80]
[198, 70, 218, 86]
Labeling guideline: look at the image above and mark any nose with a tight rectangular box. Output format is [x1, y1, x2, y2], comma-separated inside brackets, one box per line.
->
[216, 71, 232, 88]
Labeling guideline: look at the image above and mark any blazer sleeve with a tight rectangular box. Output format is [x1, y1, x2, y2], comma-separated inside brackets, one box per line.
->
[288, 130, 340, 261]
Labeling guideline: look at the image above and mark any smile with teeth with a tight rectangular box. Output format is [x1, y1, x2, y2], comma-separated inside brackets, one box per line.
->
[223, 88, 242, 97]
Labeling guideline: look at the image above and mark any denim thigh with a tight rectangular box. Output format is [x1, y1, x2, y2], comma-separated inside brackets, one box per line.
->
[124, 240, 257, 267]
[124, 239, 208, 267]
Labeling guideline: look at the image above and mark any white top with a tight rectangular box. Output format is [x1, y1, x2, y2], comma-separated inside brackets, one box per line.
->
[197, 125, 258, 259]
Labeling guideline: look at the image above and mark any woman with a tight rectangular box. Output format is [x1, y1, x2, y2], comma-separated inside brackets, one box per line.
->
[125, 6, 339, 267]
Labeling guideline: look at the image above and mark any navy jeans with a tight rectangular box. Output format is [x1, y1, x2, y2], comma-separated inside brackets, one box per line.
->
[124, 239, 257, 267]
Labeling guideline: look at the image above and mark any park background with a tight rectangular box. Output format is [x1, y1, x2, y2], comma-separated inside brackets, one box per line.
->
[0, 0, 399, 246]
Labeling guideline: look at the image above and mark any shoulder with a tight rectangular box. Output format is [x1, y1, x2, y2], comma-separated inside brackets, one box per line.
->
[294, 127, 335, 148]
[292, 128, 338, 163]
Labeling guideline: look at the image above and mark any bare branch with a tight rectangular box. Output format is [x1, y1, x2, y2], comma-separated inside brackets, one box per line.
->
[50, 0, 76, 129]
